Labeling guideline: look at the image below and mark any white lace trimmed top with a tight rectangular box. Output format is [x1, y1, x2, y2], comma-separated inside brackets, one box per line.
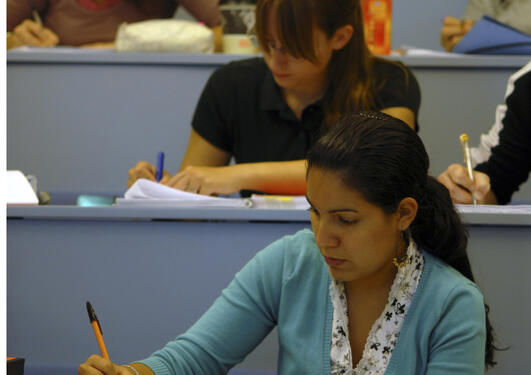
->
[329, 239, 425, 375]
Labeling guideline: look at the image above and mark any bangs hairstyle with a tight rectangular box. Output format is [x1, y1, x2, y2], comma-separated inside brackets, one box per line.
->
[255, 0, 378, 126]
[255, 0, 319, 62]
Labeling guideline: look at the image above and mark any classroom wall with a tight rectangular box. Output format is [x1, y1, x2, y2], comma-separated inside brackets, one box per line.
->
[392, 0, 468, 50]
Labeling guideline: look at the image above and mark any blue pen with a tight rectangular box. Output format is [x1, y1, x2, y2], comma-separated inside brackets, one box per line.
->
[155, 151, 165, 182]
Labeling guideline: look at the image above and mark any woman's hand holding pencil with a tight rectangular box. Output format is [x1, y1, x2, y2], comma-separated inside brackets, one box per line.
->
[437, 163, 493, 204]
[79, 302, 154, 375]
[79, 355, 140, 375]
[7, 19, 59, 49]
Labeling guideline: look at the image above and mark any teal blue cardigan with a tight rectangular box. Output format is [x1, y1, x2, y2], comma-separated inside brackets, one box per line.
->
[139, 229, 486, 374]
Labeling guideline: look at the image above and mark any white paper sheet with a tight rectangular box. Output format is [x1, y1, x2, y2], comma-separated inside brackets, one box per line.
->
[7, 170, 39, 206]
[116, 179, 310, 209]
[456, 204, 531, 214]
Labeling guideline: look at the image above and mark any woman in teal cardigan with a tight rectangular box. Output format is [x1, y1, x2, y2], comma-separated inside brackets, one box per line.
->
[79, 112, 497, 374]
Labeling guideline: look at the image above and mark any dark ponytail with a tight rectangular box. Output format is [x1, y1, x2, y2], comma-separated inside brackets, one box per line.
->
[307, 111, 497, 368]
[411, 176, 469, 272]
[411, 176, 498, 368]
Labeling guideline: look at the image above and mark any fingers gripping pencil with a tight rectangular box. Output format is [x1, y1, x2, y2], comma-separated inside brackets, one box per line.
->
[459, 133, 477, 205]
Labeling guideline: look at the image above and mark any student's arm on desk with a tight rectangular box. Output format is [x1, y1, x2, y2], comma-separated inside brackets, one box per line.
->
[78, 355, 153, 375]
[172, 159, 307, 196]
[171, 107, 416, 196]
[128, 130, 231, 188]
[127, 129, 226, 188]
[166, 130, 307, 195]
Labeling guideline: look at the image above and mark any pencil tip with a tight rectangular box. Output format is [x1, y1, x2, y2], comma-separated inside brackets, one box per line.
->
[86, 301, 96, 322]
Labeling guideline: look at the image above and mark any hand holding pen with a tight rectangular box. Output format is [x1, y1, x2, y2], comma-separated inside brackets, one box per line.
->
[8, 19, 59, 48]
[127, 152, 170, 187]
[437, 164, 491, 204]
[79, 302, 151, 375]
[436, 134, 491, 204]
[459, 134, 477, 205]
[8, 2, 59, 49]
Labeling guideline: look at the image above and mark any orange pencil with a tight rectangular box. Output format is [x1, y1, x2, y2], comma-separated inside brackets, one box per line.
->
[86, 301, 110, 359]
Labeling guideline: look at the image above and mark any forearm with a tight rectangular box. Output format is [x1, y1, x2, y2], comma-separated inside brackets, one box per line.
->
[177, 132, 307, 195]
[179, 130, 231, 171]
[234, 160, 307, 195]
[138, 243, 281, 375]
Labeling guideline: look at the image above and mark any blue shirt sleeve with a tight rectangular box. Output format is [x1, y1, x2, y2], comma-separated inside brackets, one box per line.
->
[137, 237, 287, 375]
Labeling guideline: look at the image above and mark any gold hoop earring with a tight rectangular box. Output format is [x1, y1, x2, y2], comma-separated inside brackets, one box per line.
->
[393, 231, 409, 268]
[393, 254, 407, 268]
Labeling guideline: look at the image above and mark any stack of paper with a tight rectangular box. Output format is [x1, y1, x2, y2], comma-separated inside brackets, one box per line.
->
[116, 179, 310, 210]
[116, 179, 250, 207]
[455, 204, 531, 214]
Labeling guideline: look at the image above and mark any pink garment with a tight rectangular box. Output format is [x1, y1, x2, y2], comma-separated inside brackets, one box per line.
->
[7, 0, 221, 46]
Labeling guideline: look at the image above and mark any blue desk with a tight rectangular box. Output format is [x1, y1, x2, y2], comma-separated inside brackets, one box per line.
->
[7, 206, 531, 375]
[7, 51, 531, 201]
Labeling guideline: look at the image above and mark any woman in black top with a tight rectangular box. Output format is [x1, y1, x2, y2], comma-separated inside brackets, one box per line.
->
[437, 61, 531, 204]
[129, 0, 421, 196]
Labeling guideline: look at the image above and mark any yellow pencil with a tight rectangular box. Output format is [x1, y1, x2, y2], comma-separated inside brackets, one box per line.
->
[29, 0, 43, 26]
[86, 301, 110, 359]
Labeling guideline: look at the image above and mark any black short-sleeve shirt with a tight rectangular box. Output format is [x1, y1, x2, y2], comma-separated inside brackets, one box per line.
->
[192, 57, 420, 164]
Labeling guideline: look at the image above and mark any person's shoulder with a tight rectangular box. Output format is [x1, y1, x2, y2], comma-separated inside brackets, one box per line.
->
[280, 228, 318, 254]
[204, 57, 268, 95]
[372, 57, 413, 77]
[371, 57, 419, 93]
[256, 229, 322, 276]
[212, 57, 268, 80]
[260, 228, 318, 259]
[421, 250, 484, 306]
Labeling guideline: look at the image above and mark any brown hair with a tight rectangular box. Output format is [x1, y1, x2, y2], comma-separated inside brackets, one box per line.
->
[255, 0, 383, 126]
